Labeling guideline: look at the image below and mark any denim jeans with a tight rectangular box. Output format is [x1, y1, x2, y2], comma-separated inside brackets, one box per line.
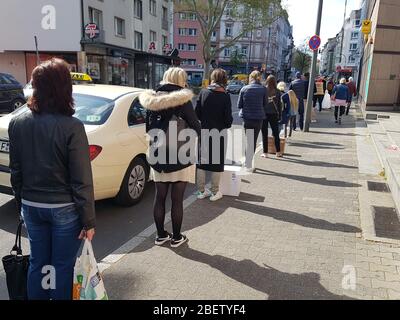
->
[21, 204, 82, 300]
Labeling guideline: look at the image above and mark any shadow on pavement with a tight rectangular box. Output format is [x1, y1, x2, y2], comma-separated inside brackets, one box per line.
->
[268, 156, 358, 170]
[254, 168, 361, 188]
[173, 246, 356, 300]
[287, 142, 344, 150]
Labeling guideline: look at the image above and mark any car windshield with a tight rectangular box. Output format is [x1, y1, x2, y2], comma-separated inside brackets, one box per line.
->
[73, 94, 114, 125]
[10, 93, 114, 126]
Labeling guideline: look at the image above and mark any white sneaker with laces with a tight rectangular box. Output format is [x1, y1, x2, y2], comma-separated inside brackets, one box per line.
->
[210, 191, 223, 202]
[196, 189, 212, 200]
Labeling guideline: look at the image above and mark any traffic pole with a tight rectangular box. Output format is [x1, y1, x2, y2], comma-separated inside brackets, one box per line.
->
[304, 0, 324, 132]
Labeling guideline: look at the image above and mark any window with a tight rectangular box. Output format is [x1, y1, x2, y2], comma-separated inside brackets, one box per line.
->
[189, 13, 196, 20]
[162, 35, 168, 47]
[128, 100, 146, 126]
[241, 46, 248, 56]
[188, 44, 196, 51]
[149, 0, 157, 15]
[178, 43, 186, 50]
[188, 28, 197, 36]
[89, 7, 103, 29]
[179, 12, 186, 20]
[73, 94, 114, 126]
[256, 29, 262, 38]
[351, 32, 359, 40]
[162, 6, 168, 20]
[350, 43, 358, 50]
[114, 17, 125, 37]
[150, 30, 157, 42]
[348, 56, 356, 63]
[212, 31, 217, 38]
[225, 24, 232, 37]
[244, 31, 251, 38]
[354, 19, 361, 27]
[224, 48, 231, 57]
[134, 0, 143, 19]
[179, 28, 186, 36]
[134, 31, 143, 50]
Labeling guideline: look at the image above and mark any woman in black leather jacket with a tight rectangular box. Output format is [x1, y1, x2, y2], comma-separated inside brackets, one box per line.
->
[8, 58, 95, 300]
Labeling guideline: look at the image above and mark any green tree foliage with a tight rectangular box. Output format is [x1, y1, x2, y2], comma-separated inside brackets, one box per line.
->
[175, 0, 286, 80]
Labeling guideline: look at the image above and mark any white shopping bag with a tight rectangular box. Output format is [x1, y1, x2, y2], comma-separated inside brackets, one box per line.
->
[73, 239, 108, 300]
[322, 90, 331, 109]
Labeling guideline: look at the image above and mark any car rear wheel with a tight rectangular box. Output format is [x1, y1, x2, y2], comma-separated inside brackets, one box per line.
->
[114, 157, 149, 207]
[10, 98, 25, 112]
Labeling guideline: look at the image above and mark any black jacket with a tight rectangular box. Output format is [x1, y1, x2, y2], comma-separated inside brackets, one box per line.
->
[8, 110, 96, 230]
[196, 85, 233, 172]
[265, 89, 282, 118]
[140, 84, 201, 174]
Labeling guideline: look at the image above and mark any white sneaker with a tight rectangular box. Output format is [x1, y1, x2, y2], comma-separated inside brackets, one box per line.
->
[210, 191, 223, 202]
[196, 189, 212, 200]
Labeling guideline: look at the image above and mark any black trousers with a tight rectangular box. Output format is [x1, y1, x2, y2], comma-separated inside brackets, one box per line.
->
[288, 115, 297, 137]
[262, 114, 281, 154]
[334, 106, 346, 120]
[313, 95, 324, 111]
[244, 119, 263, 168]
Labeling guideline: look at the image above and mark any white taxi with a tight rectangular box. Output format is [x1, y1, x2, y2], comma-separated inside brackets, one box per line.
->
[0, 84, 150, 206]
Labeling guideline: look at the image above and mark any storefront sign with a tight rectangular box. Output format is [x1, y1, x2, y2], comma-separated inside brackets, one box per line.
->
[85, 23, 100, 39]
[361, 20, 372, 35]
[149, 42, 157, 52]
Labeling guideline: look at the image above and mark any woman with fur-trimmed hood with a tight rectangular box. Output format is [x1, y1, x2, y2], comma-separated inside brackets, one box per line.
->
[139, 67, 200, 248]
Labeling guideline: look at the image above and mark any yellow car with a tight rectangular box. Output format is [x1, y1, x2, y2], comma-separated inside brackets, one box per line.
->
[0, 84, 150, 206]
[231, 74, 249, 84]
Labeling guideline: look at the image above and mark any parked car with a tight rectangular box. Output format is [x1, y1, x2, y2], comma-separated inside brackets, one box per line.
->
[24, 72, 93, 99]
[227, 80, 245, 94]
[0, 84, 150, 206]
[0, 73, 26, 112]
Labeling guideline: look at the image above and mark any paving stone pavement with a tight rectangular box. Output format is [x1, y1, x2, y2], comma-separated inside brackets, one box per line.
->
[103, 107, 400, 300]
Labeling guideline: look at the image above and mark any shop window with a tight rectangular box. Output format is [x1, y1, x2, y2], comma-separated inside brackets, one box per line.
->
[128, 99, 146, 126]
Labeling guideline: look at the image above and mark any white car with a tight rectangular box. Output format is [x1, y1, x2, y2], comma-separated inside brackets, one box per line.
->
[0, 84, 150, 206]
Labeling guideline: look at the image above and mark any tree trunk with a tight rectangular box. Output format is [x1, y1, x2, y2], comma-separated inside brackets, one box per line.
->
[203, 59, 211, 82]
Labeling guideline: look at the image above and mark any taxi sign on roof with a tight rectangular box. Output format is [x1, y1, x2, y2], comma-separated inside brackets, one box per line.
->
[70, 73, 93, 82]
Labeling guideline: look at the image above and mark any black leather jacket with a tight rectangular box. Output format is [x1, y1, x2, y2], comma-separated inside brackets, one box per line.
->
[8, 110, 96, 230]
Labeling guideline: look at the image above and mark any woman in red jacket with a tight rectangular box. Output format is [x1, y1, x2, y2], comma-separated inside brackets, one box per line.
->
[346, 77, 357, 115]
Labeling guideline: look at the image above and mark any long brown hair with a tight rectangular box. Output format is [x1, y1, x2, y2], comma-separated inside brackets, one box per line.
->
[266, 75, 277, 96]
[28, 58, 75, 116]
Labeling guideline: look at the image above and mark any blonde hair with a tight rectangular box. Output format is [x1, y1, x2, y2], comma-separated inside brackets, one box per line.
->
[161, 67, 188, 88]
[249, 71, 262, 83]
[277, 81, 286, 92]
[288, 90, 299, 112]
[340, 78, 346, 84]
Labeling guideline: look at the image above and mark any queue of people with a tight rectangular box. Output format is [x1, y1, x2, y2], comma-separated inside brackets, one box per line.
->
[6, 58, 358, 300]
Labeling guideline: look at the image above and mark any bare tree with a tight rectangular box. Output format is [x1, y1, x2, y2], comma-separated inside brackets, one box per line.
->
[175, 0, 286, 80]
[292, 42, 313, 74]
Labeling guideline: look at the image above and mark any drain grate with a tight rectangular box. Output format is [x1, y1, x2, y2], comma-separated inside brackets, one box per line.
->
[366, 113, 378, 120]
[367, 181, 390, 193]
[373, 206, 400, 240]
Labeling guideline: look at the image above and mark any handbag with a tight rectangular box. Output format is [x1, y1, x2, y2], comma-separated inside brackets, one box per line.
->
[2, 220, 30, 300]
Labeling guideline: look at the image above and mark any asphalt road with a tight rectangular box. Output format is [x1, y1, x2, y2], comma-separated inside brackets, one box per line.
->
[0, 94, 242, 299]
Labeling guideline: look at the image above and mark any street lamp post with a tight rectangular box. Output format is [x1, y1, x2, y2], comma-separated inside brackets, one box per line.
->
[304, 0, 324, 132]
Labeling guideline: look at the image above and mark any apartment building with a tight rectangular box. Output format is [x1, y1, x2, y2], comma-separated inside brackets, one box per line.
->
[0, 0, 174, 88]
[217, 6, 293, 80]
[172, 11, 206, 86]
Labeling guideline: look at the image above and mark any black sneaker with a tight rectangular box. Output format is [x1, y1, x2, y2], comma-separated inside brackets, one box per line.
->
[335, 120, 338, 123]
[338, 118, 342, 125]
[155, 232, 172, 246]
[170, 235, 188, 248]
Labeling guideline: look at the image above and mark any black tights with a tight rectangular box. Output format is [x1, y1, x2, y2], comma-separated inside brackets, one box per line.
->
[154, 181, 187, 240]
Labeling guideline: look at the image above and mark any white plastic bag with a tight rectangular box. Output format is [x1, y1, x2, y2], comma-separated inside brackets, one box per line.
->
[73, 239, 108, 300]
[322, 90, 331, 109]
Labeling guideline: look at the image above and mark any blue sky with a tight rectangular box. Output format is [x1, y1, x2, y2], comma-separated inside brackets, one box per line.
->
[284, 0, 361, 47]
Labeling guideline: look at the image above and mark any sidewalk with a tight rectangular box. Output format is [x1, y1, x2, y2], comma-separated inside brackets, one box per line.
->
[103, 107, 400, 300]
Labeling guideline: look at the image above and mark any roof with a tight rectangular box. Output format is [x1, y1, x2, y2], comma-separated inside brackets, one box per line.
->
[72, 84, 144, 100]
